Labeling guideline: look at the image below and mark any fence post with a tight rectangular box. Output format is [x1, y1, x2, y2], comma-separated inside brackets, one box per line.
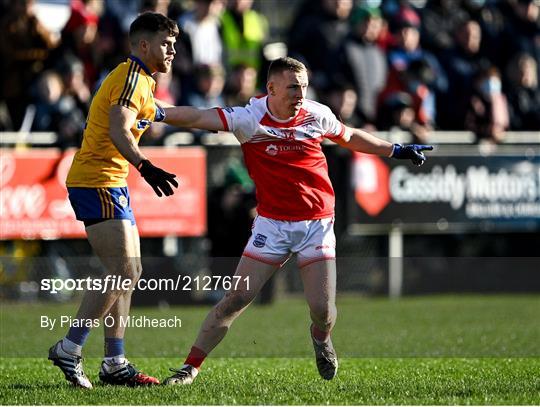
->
[388, 226, 403, 298]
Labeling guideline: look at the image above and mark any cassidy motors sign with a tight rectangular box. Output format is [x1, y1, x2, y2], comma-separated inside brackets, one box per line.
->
[352, 152, 540, 225]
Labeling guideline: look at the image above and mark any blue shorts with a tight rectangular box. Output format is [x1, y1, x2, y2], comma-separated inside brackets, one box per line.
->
[67, 187, 135, 225]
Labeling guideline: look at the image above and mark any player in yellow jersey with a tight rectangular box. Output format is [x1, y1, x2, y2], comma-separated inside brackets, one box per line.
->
[48, 12, 179, 388]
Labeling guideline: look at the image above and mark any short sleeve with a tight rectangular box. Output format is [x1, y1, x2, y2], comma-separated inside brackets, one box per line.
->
[110, 67, 144, 113]
[321, 108, 346, 140]
[216, 106, 257, 143]
[154, 104, 165, 122]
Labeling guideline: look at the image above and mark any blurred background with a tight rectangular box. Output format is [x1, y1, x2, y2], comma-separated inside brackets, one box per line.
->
[0, 0, 539, 305]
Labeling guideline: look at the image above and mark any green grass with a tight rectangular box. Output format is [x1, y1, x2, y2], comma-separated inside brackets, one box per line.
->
[1, 357, 539, 405]
[1, 295, 539, 404]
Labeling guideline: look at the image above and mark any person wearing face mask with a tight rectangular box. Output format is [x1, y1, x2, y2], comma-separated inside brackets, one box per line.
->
[465, 66, 509, 143]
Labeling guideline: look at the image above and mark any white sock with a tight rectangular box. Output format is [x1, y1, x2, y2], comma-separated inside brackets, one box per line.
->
[104, 355, 126, 365]
[62, 337, 82, 356]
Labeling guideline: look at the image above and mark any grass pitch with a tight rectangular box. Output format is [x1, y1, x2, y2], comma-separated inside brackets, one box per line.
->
[1, 295, 539, 405]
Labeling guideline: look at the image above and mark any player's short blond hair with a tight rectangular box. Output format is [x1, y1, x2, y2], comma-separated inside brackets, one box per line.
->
[267, 57, 306, 79]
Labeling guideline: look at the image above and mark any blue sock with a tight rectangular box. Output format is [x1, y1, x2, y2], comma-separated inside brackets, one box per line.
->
[66, 325, 91, 347]
[104, 337, 125, 358]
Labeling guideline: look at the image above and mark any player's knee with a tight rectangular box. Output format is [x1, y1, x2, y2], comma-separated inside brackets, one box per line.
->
[311, 303, 337, 327]
[131, 259, 143, 282]
[117, 259, 142, 283]
[216, 290, 252, 317]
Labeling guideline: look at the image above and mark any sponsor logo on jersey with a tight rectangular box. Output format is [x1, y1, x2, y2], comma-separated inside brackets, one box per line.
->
[118, 195, 128, 208]
[279, 144, 305, 152]
[253, 233, 267, 248]
[265, 144, 278, 156]
[265, 143, 307, 156]
[137, 119, 151, 129]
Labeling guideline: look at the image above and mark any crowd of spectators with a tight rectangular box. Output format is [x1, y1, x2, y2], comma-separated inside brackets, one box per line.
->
[0, 0, 539, 147]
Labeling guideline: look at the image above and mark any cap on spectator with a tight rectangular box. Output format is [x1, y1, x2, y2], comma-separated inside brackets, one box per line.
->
[395, 7, 420, 29]
[349, 6, 382, 26]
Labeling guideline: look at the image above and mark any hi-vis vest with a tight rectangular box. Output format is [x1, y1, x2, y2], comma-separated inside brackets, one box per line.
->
[221, 10, 267, 70]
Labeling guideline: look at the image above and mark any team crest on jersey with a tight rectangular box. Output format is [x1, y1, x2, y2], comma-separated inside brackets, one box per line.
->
[253, 233, 267, 248]
[118, 195, 128, 208]
[265, 144, 278, 156]
[137, 119, 151, 129]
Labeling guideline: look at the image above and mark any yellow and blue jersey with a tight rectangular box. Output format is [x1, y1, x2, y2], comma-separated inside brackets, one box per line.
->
[66, 56, 164, 188]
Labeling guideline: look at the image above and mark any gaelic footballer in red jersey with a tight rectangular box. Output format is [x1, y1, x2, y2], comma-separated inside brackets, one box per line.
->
[161, 57, 433, 384]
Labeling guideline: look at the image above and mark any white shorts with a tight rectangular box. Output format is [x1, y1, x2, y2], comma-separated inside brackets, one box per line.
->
[242, 215, 336, 268]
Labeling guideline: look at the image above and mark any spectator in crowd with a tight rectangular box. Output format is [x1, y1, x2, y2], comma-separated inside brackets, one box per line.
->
[0, 0, 58, 129]
[102, 0, 141, 33]
[187, 64, 226, 109]
[324, 82, 364, 128]
[333, 6, 387, 126]
[224, 63, 259, 106]
[438, 18, 489, 129]
[95, 4, 128, 75]
[460, 0, 506, 66]
[287, 0, 353, 90]
[57, 55, 91, 116]
[179, 0, 224, 66]
[378, 91, 419, 136]
[31, 70, 86, 148]
[387, 6, 447, 95]
[220, 0, 268, 72]
[378, 58, 436, 143]
[140, 0, 171, 15]
[500, 0, 540, 77]
[420, 0, 468, 57]
[56, 0, 102, 89]
[504, 53, 540, 131]
[155, 71, 178, 107]
[465, 66, 509, 143]
[207, 158, 256, 285]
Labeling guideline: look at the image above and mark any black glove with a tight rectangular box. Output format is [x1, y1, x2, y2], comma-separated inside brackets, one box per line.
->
[391, 144, 433, 166]
[137, 159, 178, 197]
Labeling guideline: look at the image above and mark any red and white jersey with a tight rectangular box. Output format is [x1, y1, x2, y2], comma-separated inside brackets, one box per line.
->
[217, 96, 346, 221]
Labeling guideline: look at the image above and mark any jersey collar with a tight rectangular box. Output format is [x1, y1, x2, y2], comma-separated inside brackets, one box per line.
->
[128, 55, 152, 76]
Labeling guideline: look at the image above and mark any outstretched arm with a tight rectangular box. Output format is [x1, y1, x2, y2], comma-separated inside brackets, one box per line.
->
[162, 106, 227, 132]
[334, 126, 394, 156]
[334, 126, 433, 166]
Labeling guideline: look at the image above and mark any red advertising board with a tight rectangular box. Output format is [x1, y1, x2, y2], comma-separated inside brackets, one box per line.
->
[0, 148, 206, 239]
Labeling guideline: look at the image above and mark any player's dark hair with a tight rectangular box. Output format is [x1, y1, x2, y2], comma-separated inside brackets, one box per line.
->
[129, 12, 179, 43]
[267, 57, 306, 78]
